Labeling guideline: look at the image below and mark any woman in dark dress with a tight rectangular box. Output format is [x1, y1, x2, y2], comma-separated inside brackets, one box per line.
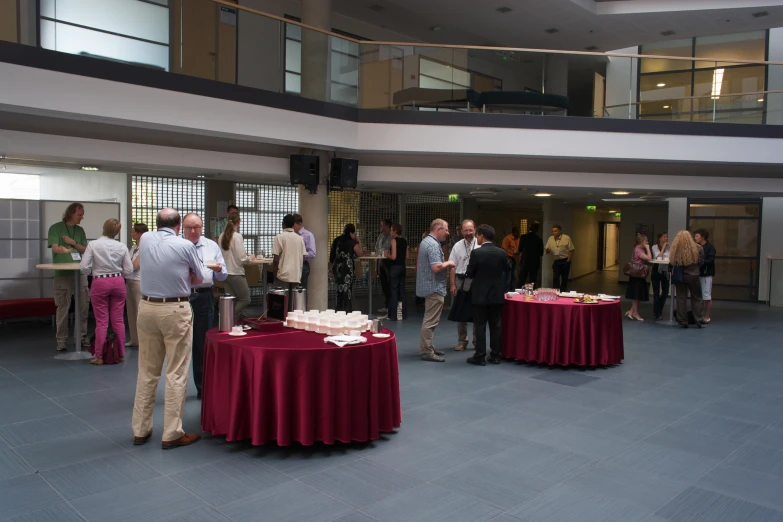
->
[384, 224, 409, 320]
[625, 233, 651, 321]
[330, 224, 364, 312]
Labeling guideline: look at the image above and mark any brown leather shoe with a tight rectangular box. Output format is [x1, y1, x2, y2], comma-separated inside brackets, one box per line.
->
[133, 430, 152, 446]
[162, 433, 201, 450]
[89, 358, 103, 365]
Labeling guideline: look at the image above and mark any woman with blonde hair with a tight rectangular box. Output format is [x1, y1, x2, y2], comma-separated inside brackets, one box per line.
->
[669, 230, 705, 328]
[219, 212, 254, 320]
[80, 218, 133, 364]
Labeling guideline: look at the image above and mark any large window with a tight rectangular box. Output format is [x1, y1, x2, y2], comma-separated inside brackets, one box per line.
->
[40, 0, 169, 71]
[131, 175, 205, 230]
[234, 183, 299, 256]
[640, 31, 767, 123]
[687, 201, 762, 301]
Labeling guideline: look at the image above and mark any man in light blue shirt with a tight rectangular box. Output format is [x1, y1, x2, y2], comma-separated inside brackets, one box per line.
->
[416, 219, 455, 362]
[183, 213, 228, 399]
[293, 213, 316, 290]
[132, 208, 210, 451]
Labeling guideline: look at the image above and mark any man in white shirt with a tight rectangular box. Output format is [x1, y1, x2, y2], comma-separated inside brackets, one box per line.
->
[448, 220, 477, 351]
[544, 224, 575, 292]
[273, 214, 306, 310]
[183, 213, 228, 400]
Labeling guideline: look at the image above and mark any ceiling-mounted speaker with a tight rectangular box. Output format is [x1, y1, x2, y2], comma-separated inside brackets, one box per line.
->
[330, 158, 358, 189]
[290, 154, 319, 194]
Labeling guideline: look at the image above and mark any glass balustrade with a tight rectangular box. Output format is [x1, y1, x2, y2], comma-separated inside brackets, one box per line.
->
[2, 0, 782, 125]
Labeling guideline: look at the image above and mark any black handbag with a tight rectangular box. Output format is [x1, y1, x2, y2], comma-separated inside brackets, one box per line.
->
[448, 287, 473, 323]
[623, 262, 649, 279]
[671, 264, 684, 284]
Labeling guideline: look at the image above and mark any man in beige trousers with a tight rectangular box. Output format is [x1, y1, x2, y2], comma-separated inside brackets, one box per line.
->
[131, 208, 209, 449]
[416, 219, 455, 363]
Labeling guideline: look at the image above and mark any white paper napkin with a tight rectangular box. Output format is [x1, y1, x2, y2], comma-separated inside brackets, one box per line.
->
[324, 335, 368, 347]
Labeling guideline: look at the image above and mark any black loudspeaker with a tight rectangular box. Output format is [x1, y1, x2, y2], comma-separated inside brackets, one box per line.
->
[290, 155, 319, 190]
[330, 158, 358, 189]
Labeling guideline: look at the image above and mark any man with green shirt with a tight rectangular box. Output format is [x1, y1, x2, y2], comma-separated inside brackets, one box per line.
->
[48, 202, 89, 351]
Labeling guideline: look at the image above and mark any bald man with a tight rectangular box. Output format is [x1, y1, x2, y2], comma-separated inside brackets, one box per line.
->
[131, 208, 209, 450]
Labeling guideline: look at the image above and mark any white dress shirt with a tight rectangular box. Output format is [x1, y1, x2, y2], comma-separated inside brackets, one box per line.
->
[448, 237, 477, 275]
[80, 236, 133, 277]
[127, 243, 141, 281]
[192, 236, 228, 288]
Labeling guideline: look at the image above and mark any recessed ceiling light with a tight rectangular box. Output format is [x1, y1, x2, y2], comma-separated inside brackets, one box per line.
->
[611, 191, 630, 195]
[81, 166, 99, 171]
[660, 30, 676, 36]
[496, 6, 512, 13]
[757, 98, 764, 102]
[544, 28, 559, 34]
[533, 193, 552, 197]
[753, 10, 769, 18]
[663, 105, 670, 109]
[657, 83, 666, 87]
[585, 45, 598, 51]
[196, 175, 206, 178]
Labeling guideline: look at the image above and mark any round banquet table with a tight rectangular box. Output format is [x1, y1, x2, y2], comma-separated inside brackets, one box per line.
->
[502, 294, 624, 367]
[201, 328, 401, 446]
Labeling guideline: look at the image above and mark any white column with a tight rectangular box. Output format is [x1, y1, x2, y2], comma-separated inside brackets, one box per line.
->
[541, 200, 572, 288]
[301, 0, 333, 102]
[667, 198, 688, 235]
[298, 150, 330, 311]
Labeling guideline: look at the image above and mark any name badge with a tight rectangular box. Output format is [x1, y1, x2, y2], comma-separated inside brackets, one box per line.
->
[71, 252, 81, 261]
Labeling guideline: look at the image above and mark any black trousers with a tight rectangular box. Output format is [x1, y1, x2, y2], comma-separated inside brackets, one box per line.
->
[300, 260, 310, 290]
[379, 261, 391, 307]
[387, 265, 408, 320]
[189, 290, 214, 394]
[473, 304, 502, 360]
[518, 261, 539, 288]
[552, 259, 571, 292]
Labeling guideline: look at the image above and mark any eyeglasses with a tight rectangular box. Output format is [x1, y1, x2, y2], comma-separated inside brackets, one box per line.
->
[184, 226, 202, 231]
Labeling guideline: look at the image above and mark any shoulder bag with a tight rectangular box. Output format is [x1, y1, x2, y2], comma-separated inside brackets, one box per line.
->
[623, 261, 649, 279]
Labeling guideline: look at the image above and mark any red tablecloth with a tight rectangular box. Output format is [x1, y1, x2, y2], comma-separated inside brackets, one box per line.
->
[201, 328, 401, 446]
[502, 295, 624, 367]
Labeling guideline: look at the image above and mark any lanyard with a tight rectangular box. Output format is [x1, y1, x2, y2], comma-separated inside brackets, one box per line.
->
[64, 221, 76, 244]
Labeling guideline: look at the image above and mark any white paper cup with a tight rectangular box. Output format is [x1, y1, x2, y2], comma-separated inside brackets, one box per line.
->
[349, 330, 361, 337]
[231, 326, 242, 334]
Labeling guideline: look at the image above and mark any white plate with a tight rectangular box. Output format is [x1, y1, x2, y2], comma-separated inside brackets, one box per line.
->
[228, 331, 247, 337]
[372, 333, 391, 338]
[600, 297, 618, 302]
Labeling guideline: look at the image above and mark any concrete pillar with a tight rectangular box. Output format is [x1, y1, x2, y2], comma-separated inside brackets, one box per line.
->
[667, 198, 687, 235]
[541, 200, 572, 288]
[298, 150, 330, 311]
[301, 0, 332, 102]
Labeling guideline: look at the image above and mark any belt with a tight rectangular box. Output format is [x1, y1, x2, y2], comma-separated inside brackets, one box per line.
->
[191, 287, 212, 294]
[94, 273, 121, 279]
[141, 295, 189, 303]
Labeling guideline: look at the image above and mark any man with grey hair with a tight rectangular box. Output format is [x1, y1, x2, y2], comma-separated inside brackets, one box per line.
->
[132, 208, 210, 450]
[416, 219, 456, 362]
[448, 219, 477, 351]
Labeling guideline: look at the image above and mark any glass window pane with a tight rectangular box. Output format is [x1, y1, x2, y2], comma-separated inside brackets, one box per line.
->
[285, 38, 301, 73]
[689, 203, 760, 217]
[688, 218, 759, 256]
[331, 83, 358, 106]
[41, 21, 168, 71]
[695, 31, 766, 68]
[692, 66, 764, 114]
[331, 52, 358, 87]
[285, 23, 301, 41]
[41, 0, 169, 44]
[419, 58, 470, 87]
[331, 36, 358, 56]
[639, 72, 692, 116]
[713, 258, 757, 287]
[641, 38, 693, 73]
[285, 72, 301, 94]
[420, 75, 461, 90]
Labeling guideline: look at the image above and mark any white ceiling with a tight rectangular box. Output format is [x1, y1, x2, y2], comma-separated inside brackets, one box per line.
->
[332, 0, 783, 52]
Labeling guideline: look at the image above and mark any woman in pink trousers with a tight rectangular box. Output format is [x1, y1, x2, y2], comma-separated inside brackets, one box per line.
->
[80, 218, 133, 365]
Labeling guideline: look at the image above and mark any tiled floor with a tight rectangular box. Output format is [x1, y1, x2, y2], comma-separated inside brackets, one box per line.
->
[2, 292, 783, 522]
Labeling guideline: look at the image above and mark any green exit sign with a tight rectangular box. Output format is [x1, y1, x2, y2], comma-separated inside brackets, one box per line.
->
[448, 194, 460, 202]
[586, 205, 596, 212]
[615, 212, 622, 217]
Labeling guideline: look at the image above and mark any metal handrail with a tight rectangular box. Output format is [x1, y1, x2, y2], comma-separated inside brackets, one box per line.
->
[603, 89, 783, 110]
[209, 0, 783, 66]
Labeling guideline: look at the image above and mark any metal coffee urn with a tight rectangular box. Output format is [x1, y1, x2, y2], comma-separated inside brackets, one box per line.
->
[292, 287, 307, 311]
[219, 295, 235, 332]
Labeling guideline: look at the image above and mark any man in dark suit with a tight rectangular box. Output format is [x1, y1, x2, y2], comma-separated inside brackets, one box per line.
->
[465, 224, 510, 366]
[517, 222, 544, 288]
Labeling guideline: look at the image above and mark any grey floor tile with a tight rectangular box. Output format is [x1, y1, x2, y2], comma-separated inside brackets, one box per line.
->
[53, 391, 134, 431]
[396, 405, 467, 435]
[300, 458, 422, 508]
[169, 454, 292, 507]
[4, 503, 85, 522]
[606, 441, 725, 483]
[749, 425, 783, 450]
[725, 443, 783, 479]
[552, 388, 628, 409]
[564, 462, 689, 512]
[70, 476, 205, 522]
[158, 507, 233, 522]
[18, 369, 113, 398]
[434, 398, 508, 423]
[366, 439, 485, 481]
[526, 424, 636, 459]
[468, 411, 565, 441]
[574, 411, 668, 441]
[0, 399, 66, 426]
[41, 452, 161, 501]
[220, 480, 353, 522]
[703, 398, 783, 426]
[514, 397, 602, 423]
[0, 382, 47, 408]
[432, 460, 556, 510]
[243, 443, 367, 479]
[609, 399, 699, 425]
[133, 437, 245, 475]
[0, 448, 34, 481]
[531, 371, 600, 387]
[0, 474, 63, 520]
[667, 412, 763, 442]
[656, 372, 748, 399]
[643, 427, 745, 460]
[331, 513, 383, 522]
[0, 414, 95, 447]
[655, 486, 783, 522]
[509, 484, 650, 522]
[362, 483, 501, 522]
[437, 422, 533, 456]
[486, 440, 598, 483]
[14, 431, 124, 471]
[697, 463, 783, 512]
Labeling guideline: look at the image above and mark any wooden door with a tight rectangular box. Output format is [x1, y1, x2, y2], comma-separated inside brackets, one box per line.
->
[0, 0, 18, 43]
[171, 0, 217, 80]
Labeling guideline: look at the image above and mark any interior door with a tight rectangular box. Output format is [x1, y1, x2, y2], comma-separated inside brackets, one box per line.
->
[172, 0, 217, 80]
[593, 72, 605, 118]
[0, 0, 18, 43]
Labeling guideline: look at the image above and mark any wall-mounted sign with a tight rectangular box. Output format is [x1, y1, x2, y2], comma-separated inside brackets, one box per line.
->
[220, 6, 237, 26]
[585, 205, 596, 212]
[448, 194, 460, 202]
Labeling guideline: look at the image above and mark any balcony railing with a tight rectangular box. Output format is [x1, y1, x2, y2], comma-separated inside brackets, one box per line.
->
[3, 0, 783, 125]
